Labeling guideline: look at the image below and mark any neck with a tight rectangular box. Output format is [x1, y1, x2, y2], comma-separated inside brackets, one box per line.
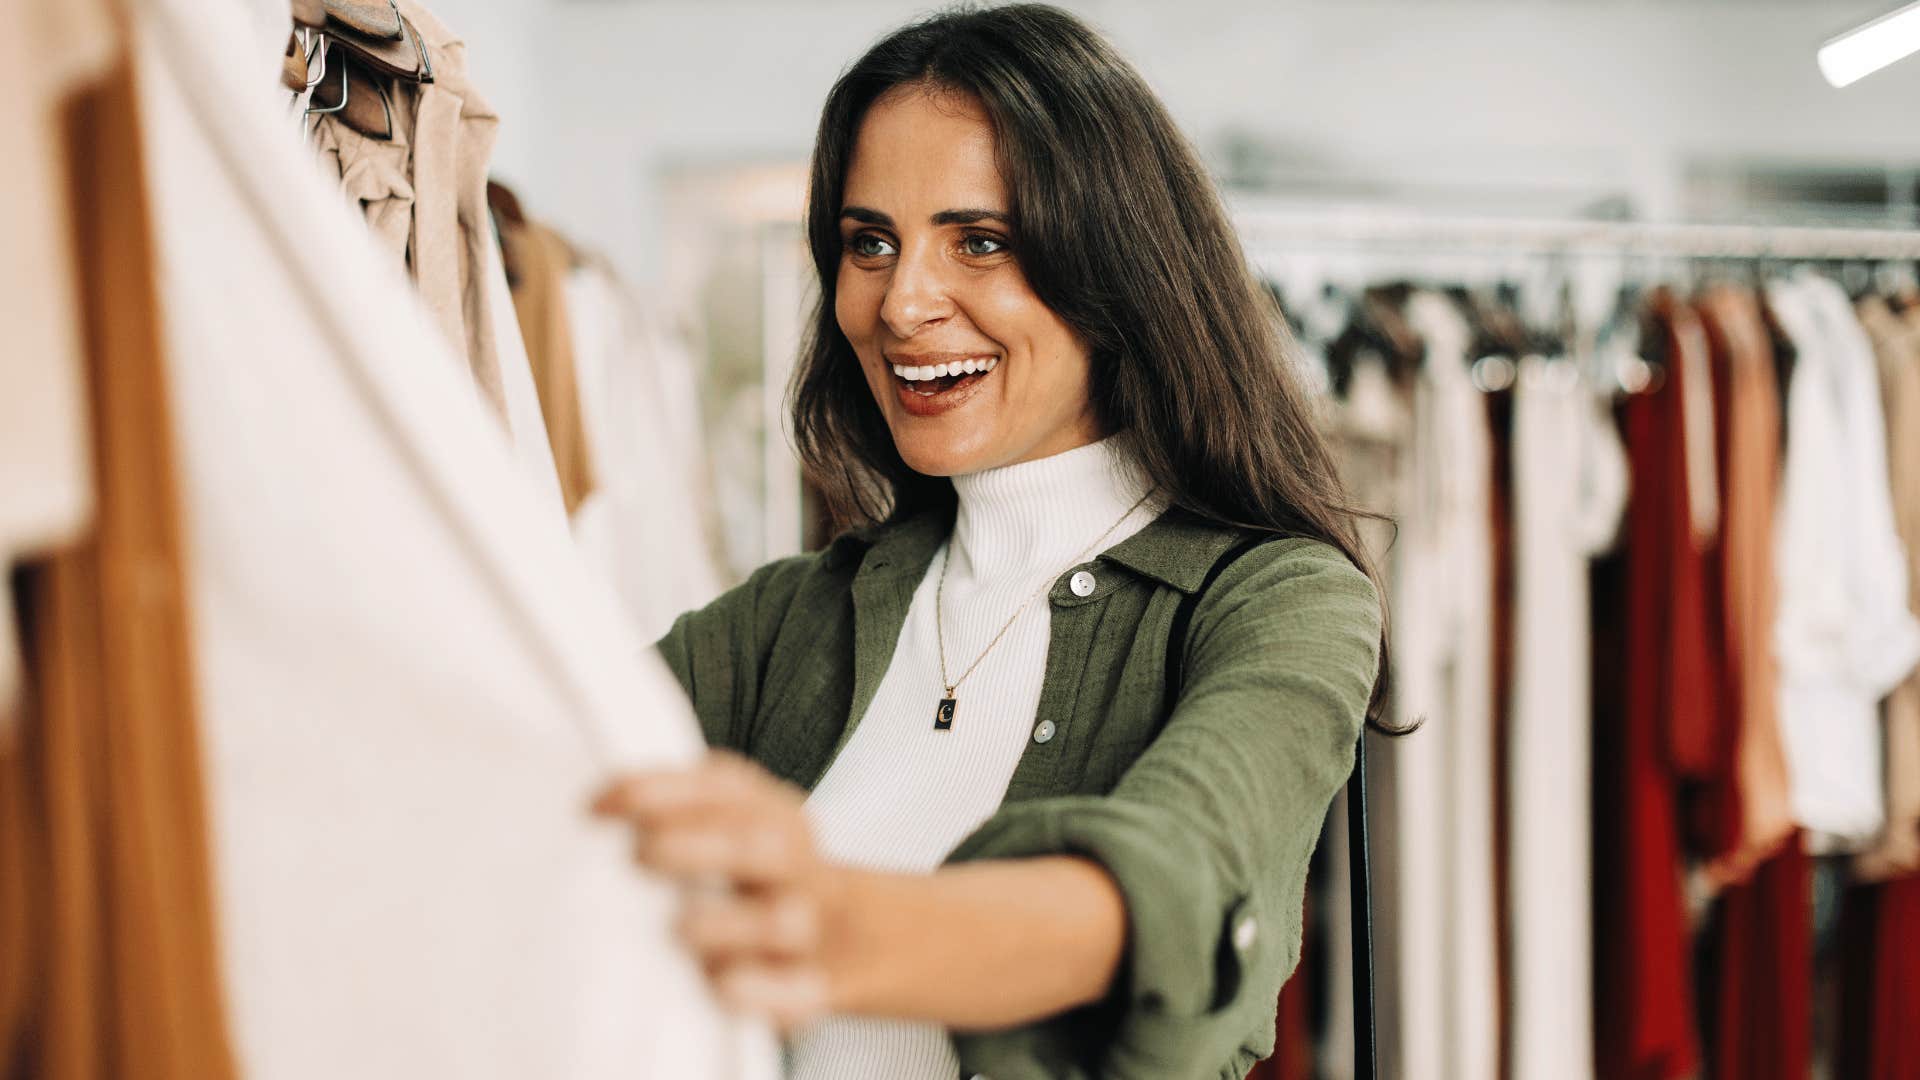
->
[947, 436, 1154, 573]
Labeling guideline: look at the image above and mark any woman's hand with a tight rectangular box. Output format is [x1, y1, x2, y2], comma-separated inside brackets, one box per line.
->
[592, 751, 845, 1031]
[594, 752, 1128, 1032]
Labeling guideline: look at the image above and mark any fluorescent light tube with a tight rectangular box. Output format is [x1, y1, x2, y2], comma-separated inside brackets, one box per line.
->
[1820, 1, 1920, 87]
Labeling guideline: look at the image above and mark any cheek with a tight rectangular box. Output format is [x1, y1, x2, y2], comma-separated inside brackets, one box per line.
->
[834, 265, 880, 346]
[968, 283, 1091, 389]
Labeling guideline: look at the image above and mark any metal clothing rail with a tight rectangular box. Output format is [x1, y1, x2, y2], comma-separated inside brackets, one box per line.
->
[1233, 206, 1920, 260]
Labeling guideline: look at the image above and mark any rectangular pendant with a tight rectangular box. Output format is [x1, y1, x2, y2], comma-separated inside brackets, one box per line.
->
[934, 696, 957, 731]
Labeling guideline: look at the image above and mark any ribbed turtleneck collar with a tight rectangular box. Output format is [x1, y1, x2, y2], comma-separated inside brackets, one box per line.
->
[947, 436, 1157, 576]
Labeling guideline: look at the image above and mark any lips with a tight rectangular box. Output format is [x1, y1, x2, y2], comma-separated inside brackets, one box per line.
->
[888, 354, 997, 417]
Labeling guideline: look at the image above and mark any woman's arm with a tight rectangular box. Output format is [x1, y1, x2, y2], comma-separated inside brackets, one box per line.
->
[593, 753, 1126, 1031]
[826, 857, 1127, 1028]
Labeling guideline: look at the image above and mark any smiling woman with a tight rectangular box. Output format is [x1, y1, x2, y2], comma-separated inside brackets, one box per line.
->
[833, 86, 1103, 472]
[594, 5, 1391, 1079]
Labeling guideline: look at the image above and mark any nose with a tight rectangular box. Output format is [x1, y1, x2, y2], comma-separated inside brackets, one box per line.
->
[878, 243, 952, 339]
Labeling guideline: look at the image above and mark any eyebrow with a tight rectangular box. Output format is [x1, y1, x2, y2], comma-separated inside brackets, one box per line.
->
[839, 206, 1012, 228]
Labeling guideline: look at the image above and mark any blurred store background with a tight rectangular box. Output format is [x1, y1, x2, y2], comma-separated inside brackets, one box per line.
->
[9, 2, 1920, 1079]
[426, 0, 1920, 576]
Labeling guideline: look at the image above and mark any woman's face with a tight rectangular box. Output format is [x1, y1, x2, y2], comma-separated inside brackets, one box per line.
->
[835, 85, 1102, 478]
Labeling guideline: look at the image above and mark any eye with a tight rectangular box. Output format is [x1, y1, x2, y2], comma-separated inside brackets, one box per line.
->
[961, 233, 1008, 257]
[846, 233, 897, 258]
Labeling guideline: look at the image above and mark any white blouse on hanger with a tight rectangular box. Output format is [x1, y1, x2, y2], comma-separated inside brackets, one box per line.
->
[1768, 272, 1920, 844]
[135, 2, 775, 1076]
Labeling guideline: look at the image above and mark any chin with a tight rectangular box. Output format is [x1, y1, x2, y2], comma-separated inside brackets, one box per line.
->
[889, 424, 1000, 478]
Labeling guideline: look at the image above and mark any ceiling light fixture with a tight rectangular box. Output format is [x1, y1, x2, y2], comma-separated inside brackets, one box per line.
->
[1820, 1, 1920, 88]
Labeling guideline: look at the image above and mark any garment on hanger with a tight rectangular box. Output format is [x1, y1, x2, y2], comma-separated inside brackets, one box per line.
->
[1694, 285, 1794, 886]
[1837, 873, 1920, 1080]
[1388, 290, 1498, 1080]
[131, 1, 775, 1076]
[1704, 840, 1812, 1080]
[1692, 285, 1811, 1080]
[0, 0, 116, 722]
[1313, 349, 1406, 1080]
[1768, 273, 1920, 845]
[567, 263, 729, 640]
[2, 14, 240, 1075]
[309, 0, 507, 418]
[491, 185, 598, 516]
[1594, 288, 1715, 1080]
[1854, 295, 1920, 880]
[1506, 354, 1626, 1080]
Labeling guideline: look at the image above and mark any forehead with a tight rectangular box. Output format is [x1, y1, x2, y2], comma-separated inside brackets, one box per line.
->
[842, 85, 1006, 210]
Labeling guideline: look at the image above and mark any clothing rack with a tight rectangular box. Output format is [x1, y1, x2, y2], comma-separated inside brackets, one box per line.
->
[1232, 205, 1920, 260]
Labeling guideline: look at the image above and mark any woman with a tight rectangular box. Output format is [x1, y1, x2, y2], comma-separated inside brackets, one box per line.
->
[593, 5, 1387, 1077]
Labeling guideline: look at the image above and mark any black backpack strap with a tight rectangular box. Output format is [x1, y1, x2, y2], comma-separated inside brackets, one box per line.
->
[1166, 535, 1377, 1080]
[1163, 533, 1272, 699]
[1347, 723, 1377, 1080]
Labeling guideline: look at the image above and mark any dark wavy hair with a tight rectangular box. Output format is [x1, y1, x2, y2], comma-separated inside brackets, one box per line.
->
[788, 3, 1392, 726]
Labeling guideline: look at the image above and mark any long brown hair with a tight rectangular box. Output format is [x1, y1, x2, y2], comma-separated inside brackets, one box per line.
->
[788, 3, 1393, 726]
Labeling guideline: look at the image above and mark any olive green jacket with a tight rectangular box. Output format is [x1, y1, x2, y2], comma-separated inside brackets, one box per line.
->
[656, 506, 1381, 1080]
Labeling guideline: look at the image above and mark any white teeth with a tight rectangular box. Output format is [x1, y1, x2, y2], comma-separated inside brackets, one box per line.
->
[890, 358, 998, 382]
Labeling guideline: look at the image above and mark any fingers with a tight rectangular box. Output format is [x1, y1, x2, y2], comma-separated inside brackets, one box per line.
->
[633, 817, 810, 886]
[595, 753, 815, 888]
[593, 751, 786, 821]
[678, 883, 834, 1030]
[678, 888, 822, 961]
[591, 753, 839, 1029]
[710, 962, 830, 1032]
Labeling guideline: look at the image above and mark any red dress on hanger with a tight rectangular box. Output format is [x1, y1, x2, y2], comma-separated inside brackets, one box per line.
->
[1594, 291, 1718, 1080]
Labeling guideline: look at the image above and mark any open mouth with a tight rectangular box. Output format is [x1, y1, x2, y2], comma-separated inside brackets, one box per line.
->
[889, 356, 997, 415]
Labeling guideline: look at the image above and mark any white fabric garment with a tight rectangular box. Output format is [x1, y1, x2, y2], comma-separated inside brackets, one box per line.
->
[1388, 291, 1499, 1080]
[1768, 273, 1920, 843]
[132, 3, 775, 1077]
[566, 266, 727, 642]
[789, 436, 1161, 1080]
[1505, 356, 1628, 1080]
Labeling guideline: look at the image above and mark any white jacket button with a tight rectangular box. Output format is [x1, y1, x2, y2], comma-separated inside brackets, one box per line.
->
[1069, 570, 1096, 597]
[1234, 913, 1259, 951]
[1033, 719, 1057, 744]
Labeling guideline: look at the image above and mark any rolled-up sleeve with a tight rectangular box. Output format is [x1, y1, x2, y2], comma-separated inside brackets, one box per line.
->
[947, 540, 1381, 1078]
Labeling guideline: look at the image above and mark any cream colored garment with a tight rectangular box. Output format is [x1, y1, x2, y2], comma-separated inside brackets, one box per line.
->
[309, 1, 506, 418]
[1318, 355, 1407, 1080]
[1768, 274, 1920, 844]
[567, 266, 728, 641]
[312, 110, 415, 265]
[1855, 297, 1920, 880]
[400, 1, 503, 413]
[133, 2, 774, 1076]
[1390, 291, 1499, 1080]
[0, 0, 114, 722]
[1506, 357, 1628, 1080]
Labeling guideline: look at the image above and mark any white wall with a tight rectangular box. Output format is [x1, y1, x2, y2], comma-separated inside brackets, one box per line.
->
[426, 0, 1920, 282]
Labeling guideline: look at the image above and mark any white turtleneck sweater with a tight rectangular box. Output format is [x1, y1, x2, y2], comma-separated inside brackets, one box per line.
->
[787, 436, 1161, 1080]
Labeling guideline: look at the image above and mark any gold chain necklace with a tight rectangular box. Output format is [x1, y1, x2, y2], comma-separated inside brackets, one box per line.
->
[931, 488, 1155, 731]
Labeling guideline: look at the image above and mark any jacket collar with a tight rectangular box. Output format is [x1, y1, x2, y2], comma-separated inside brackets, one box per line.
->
[828, 503, 1247, 595]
